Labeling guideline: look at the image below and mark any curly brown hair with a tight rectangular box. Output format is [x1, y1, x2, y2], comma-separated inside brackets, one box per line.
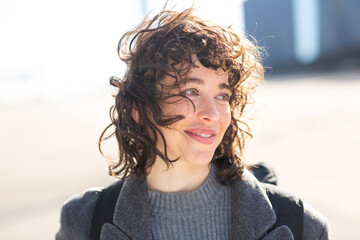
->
[99, 7, 264, 184]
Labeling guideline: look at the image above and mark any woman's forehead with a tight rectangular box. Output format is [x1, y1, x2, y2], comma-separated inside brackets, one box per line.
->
[160, 61, 228, 86]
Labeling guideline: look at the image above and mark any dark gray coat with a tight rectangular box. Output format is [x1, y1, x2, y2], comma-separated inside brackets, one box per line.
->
[56, 171, 329, 240]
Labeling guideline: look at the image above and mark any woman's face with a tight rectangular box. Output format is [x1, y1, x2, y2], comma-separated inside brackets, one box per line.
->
[157, 60, 232, 167]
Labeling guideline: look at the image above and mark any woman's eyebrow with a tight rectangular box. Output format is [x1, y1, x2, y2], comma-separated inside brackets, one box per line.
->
[219, 83, 231, 90]
[186, 77, 230, 90]
[186, 77, 204, 85]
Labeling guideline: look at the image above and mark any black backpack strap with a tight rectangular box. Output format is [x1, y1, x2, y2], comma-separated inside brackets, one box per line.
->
[249, 162, 278, 185]
[90, 180, 124, 240]
[264, 183, 304, 240]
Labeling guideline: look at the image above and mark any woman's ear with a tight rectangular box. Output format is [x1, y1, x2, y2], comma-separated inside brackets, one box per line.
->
[131, 102, 140, 123]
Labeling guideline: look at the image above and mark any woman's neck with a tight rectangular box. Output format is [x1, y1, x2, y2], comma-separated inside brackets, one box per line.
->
[146, 159, 211, 193]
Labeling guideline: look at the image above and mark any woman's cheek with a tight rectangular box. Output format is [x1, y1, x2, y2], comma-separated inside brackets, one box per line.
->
[221, 105, 232, 125]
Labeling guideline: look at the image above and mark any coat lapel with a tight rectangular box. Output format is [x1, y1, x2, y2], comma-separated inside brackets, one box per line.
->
[230, 170, 294, 240]
[101, 176, 153, 240]
[99, 169, 293, 240]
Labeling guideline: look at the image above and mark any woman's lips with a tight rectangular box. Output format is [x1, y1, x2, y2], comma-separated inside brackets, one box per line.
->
[184, 129, 216, 144]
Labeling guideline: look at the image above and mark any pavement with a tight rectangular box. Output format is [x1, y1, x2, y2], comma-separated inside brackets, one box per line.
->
[1, 70, 359, 239]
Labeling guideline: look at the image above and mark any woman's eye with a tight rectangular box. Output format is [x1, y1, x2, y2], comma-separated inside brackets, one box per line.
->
[217, 93, 230, 101]
[184, 89, 199, 96]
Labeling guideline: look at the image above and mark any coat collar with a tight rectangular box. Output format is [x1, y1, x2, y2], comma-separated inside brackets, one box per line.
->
[110, 176, 153, 240]
[102, 169, 293, 240]
[230, 170, 278, 239]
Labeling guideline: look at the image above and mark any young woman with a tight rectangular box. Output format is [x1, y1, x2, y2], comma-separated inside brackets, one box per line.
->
[56, 8, 330, 240]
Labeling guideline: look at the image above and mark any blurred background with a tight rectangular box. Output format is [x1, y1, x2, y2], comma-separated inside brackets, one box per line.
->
[0, 0, 359, 239]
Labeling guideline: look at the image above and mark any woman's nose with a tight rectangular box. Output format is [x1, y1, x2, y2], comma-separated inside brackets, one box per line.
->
[196, 98, 220, 122]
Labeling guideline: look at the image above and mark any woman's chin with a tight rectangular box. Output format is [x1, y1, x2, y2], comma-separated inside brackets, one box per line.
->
[182, 152, 215, 167]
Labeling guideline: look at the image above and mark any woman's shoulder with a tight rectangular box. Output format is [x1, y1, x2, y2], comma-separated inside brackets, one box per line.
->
[62, 186, 103, 218]
[264, 183, 330, 239]
[56, 187, 104, 240]
[303, 201, 330, 240]
[245, 167, 330, 239]
[263, 183, 330, 239]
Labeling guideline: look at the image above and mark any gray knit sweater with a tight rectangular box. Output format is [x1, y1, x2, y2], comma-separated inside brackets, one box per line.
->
[148, 165, 231, 240]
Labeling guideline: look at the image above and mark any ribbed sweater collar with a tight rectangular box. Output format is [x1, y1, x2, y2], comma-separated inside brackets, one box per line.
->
[148, 164, 228, 216]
